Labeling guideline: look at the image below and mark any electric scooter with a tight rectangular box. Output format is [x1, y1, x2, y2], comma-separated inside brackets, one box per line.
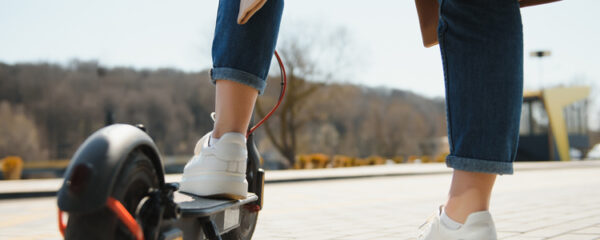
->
[57, 52, 286, 240]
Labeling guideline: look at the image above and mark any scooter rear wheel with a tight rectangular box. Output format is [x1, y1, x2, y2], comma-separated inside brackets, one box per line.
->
[221, 208, 258, 240]
[65, 150, 159, 240]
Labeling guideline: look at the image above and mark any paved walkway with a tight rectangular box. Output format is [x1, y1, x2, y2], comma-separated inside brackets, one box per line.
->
[2, 161, 595, 196]
[1, 161, 600, 239]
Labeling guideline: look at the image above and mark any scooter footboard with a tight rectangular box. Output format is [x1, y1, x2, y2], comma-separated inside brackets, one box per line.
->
[174, 192, 259, 239]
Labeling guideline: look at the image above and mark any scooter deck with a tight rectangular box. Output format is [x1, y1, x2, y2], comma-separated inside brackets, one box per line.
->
[174, 192, 258, 218]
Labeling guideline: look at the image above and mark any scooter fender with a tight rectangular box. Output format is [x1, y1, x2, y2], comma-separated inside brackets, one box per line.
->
[57, 124, 165, 213]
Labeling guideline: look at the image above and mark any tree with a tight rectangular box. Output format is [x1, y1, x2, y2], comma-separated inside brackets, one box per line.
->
[255, 24, 356, 166]
[0, 101, 46, 162]
[0, 59, 447, 168]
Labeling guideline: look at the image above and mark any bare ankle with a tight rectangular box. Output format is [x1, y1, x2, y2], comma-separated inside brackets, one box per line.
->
[444, 170, 497, 223]
[444, 198, 489, 223]
[212, 128, 245, 139]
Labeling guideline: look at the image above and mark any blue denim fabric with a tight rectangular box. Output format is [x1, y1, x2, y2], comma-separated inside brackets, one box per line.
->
[211, 0, 523, 174]
[211, 0, 284, 94]
[438, 0, 523, 174]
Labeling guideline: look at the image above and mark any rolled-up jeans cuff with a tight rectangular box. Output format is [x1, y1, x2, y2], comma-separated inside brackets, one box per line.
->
[446, 155, 513, 175]
[210, 67, 267, 95]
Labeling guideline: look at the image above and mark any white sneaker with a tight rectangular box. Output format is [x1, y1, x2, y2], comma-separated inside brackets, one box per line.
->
[418, 206, 497, 240]
[179, 131, 248, 199]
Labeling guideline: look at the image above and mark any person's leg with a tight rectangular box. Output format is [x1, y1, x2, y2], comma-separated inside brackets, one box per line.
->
[211, 0, 284, 137]
[418, 1, 522, 238]
[444, 170, 496, 223]
[213, 80, 258, 138]
[180, 0, 283, 198]
[439, 0, 523, 227]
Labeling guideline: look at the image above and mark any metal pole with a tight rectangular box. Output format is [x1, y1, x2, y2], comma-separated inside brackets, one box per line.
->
[529, 50, 552, 90]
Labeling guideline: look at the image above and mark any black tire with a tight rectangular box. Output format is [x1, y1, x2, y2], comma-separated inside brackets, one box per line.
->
[65, 150, 159, 240]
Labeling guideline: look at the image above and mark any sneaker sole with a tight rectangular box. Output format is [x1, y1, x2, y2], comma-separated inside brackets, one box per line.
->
[179, 173, 248, 200]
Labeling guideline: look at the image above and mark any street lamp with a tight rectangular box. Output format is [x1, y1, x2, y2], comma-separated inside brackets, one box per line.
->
[530, 50, 552, 90]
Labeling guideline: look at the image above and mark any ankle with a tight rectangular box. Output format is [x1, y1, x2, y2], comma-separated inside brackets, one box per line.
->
[444, 204, 467, 224]
[444, 170, 496, 223]
[208, 135, 220, 147]
[444, 200, 489, 223]
[441, 207, 463, 230]
[212, 129, 246, 139]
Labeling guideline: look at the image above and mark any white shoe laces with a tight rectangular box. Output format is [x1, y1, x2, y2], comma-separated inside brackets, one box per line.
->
[417, 205, 443, 239]
[417, 213, 436, 239]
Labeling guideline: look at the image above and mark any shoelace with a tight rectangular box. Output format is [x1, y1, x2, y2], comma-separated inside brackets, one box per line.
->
[417, 213, 436, 239]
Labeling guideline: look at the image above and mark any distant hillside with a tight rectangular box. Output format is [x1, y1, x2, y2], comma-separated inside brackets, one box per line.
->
[0, 61, 446, 168]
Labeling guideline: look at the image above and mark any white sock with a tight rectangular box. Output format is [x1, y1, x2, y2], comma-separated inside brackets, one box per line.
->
[441, 208, 463, 230]
[209, 135, 219, 147]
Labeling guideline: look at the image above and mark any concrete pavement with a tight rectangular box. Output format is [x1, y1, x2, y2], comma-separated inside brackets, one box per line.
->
[253, 163, 600, 239]
[1, 161, 600, 239]
[2, 161, 597, 198]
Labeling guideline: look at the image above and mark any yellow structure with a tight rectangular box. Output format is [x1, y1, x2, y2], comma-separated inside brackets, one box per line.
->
[520, 86, 591, 161]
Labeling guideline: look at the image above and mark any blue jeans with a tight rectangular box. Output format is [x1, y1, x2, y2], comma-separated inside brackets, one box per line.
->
[211, 0, 523, 174]
[211, 0, 284, 94]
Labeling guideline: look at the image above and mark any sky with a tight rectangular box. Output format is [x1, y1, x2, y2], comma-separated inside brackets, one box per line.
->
[1, 0, 598, 100]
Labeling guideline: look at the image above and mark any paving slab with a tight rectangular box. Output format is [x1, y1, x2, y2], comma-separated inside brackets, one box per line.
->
[2, 160, 599, 197]
[0, 161, 599, 239]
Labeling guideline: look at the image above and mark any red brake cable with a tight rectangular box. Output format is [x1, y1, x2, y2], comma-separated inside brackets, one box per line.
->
[58, 51, 285, 239]
[106, 197, 144, 240]
[247, 50, 287, 137]
[58, 209, 66, 237]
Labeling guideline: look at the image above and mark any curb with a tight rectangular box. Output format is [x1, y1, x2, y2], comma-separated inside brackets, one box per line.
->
[1, 161, 599, 200]
[0, 191, 57, 200]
